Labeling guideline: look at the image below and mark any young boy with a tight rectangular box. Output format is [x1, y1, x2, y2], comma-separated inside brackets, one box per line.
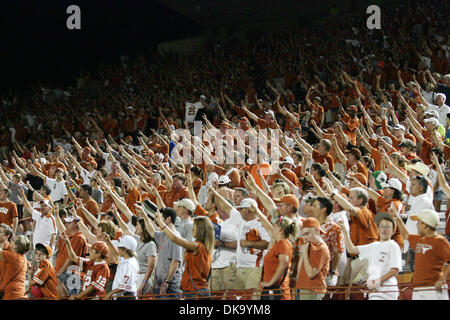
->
[27, 243, 59, 299]
[338, 212, 402, 300]
[60, 233, 110, 300]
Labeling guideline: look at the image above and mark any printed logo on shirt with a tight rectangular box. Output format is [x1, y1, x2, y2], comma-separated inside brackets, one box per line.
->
[0, 207, 9, 214]
[416, 243, 432, 254]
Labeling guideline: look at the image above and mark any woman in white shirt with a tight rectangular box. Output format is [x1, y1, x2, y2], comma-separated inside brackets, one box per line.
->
[338, 212, 402, 300]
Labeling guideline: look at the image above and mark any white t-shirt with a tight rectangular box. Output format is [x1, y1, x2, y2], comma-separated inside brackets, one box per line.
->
[357, 240, 402, 293]
[112, 256, 139, 295]
[228, 209, 270, 268]
[185, 102, 203, 123]
[80, 168, 96, 185]
[212, 217, 238, 269]
[45, 177, 68, 202]
[428, 104, 450, 127]
[31, 209, 57, 248]
[326, 210, 349, 276]
[405, 193, 434, 234]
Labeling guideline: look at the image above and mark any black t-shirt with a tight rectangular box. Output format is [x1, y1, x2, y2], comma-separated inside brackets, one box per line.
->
[25, 174, 44, 201]
[437, 83, 450, 101]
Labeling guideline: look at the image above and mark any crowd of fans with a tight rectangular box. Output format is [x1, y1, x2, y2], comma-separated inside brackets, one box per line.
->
[0, 0, 449, 300]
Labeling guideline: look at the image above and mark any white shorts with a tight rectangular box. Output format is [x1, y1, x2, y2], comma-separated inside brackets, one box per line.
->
[412, 285, 449, 300]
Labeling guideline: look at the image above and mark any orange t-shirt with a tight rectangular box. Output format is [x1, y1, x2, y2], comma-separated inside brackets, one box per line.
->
[124, 187, 141, 222]
[77, 257, 110, 297]
[408, 234, 450, 287]
[195, 204, 222, 224]
[263, 239, 292, 300]
[32, 259, 59, 299]
[0, 201, 18, 228]
[296, 241, 330, 293]
[310, 105, 324, 126]
[349, 207, 378, 247]
[346, 160, 368, 180]
[0, 251, 27, 300]
[77, 198, 100, 227]
[160, 188, 189, 208]
[180, 242, 212, 292]
[376, 197, 404, 249]
[312, 150, 334, 172]
[342, 113, 360, 145]
[55, 231, 88, 273]
[257, 118, 278, 130]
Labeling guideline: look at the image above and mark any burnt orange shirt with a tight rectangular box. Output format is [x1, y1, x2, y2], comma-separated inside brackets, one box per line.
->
[180, 242, 212, 292]
[349, 207, 378, 247]
[195, 204, 222, 224]
[77, 198, 100, 227]
[0, 201, 18, 228]
[376, 197, 404, 249]
[160, 187, 189, 208]
[408, 234, 450, 286]
[263, 239, 292, 300]
[0, 251, 27, 300]
[55, 231, 88, 273]
[310, 105, 324, 126]
[32, 259, 59, 299]
[312, 150, 334, 171]
[296, 241, 330, 293]
[124, 187, 141, 222]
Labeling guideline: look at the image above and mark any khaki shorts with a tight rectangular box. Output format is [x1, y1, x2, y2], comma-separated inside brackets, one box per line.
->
[209, 263, 237, 292]
[230, 266, 262, 300]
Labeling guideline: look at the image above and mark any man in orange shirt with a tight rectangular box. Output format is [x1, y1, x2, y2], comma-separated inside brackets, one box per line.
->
[296, 217, 330, 300]
[159, 173, 189, 208]
[54, 213, 88, 298]
[391, 209, 450, 300]
[66, 184, 99, 228]
[0, 189, 18, 233]
[332, 188, 378, 247]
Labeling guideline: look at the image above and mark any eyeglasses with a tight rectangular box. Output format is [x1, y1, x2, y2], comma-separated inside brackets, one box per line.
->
[378, 225, 393, 230]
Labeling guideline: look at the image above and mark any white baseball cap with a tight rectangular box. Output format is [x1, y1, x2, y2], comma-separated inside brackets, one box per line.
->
[264, 110, 275, 118]
[235, 198, 258, 209]
[39, 199, 52, 208]
[218, 175, 231, 185]
[381, 178, 402, 192]
[393, 124, 405, 131]
[173, 198, 196, 212]
[405, 162, 430, 176]
[424, 118, 439, 127]
[283, 156, 295, 166]
[112, 235, 137, 251]
[411, 209, 440, 229]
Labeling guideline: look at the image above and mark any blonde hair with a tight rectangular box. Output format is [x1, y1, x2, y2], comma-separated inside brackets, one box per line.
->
[275, 216, 300, 242]
[272, 182, 290, 195]
[193, 216, 215, 255]
[15, 235, 31, 255]
[97, 220, 117, 240]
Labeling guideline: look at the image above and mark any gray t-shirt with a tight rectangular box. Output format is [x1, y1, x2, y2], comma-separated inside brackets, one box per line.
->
[8, 181, 28, 205]
[132, 234, 157, 274]
[92, 189, 104, 205]
[153, 230, 183, 290]
[175, 218, 193, 242]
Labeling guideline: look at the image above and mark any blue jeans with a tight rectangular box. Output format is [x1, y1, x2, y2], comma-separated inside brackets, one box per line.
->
[153, 286, 182, 299]
[183, 288, 211, 300]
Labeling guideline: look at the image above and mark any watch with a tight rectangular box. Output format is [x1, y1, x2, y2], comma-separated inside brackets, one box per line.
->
[329, 269, 336, 276]
[163, 279, 170, 284]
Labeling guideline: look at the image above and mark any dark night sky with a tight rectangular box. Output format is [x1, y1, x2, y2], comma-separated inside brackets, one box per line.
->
[0, 0, 203, 93]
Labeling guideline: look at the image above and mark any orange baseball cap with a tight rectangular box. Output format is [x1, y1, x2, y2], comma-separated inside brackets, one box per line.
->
[349, 172, 368, 185]
[348, 105, 358, 112]
[279, 194, 299, 210]
[301, 217, 325, 233]
[35, 243, 52, 257]
[92, 241, 109, 257]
